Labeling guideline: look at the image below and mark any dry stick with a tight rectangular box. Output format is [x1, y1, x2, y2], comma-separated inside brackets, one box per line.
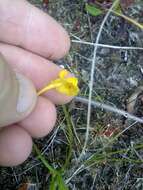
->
[80, 0, 120, 158]
[72, 39, 143, 50]
[75, 96, 143, 124]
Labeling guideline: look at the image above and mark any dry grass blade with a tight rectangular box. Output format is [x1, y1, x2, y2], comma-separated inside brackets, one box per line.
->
[80, 0, 120, 158]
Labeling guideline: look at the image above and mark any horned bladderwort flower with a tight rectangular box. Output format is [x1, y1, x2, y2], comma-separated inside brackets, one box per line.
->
[37, 69, 79, 96]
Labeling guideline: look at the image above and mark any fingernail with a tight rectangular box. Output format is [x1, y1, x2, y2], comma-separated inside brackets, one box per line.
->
[16, 73, 37, 114]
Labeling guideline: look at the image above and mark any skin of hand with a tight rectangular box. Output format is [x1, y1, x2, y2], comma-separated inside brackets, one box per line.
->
[0, 0, 72, 166]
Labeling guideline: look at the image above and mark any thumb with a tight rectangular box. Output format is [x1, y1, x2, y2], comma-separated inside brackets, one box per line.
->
[0, 53, 37, 127]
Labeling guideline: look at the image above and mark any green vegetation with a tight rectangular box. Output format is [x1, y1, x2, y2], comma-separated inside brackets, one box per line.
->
[1, 0, 143, 189]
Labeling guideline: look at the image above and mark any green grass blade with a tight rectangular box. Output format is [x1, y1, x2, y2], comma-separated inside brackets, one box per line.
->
[34, 143, 69, 190]
[33, 143, 57, 175]
[57, 174, 69, 190]
[84, 143, 143, 167]
[50, 176, 58, 190]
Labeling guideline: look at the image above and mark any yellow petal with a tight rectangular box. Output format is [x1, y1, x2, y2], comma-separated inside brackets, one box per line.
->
[66, 77, 78, 86]
[56, 81, 79, 96]
[59, 69, 68, 79]
[56, 85, 70, 95]
[56, 85, 76, 96]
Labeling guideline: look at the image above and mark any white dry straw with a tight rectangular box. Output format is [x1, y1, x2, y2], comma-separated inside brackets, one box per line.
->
[72, 39, 143, 50]
[80, 0, 120, 157]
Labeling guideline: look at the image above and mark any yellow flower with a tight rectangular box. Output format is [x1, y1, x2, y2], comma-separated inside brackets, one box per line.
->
[37, 69, 79, 96]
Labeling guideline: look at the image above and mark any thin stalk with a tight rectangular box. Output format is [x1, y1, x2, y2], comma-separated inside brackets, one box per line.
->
[33, 143, 57, 175]
[33, 144, 68, 189]
[61, 105, 73, 171]
[112, 10, 143, 30]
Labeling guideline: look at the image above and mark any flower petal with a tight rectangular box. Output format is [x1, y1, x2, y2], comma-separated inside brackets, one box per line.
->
[56, 82, 79, 96]
[66, 77, 78, 86]
[59, 69, 68, 79]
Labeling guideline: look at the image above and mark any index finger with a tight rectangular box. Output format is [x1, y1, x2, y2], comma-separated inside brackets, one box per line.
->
[0, 0, 70, 59]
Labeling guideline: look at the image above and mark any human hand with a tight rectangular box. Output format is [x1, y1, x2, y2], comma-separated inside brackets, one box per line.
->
[0, 0, 72, 166]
